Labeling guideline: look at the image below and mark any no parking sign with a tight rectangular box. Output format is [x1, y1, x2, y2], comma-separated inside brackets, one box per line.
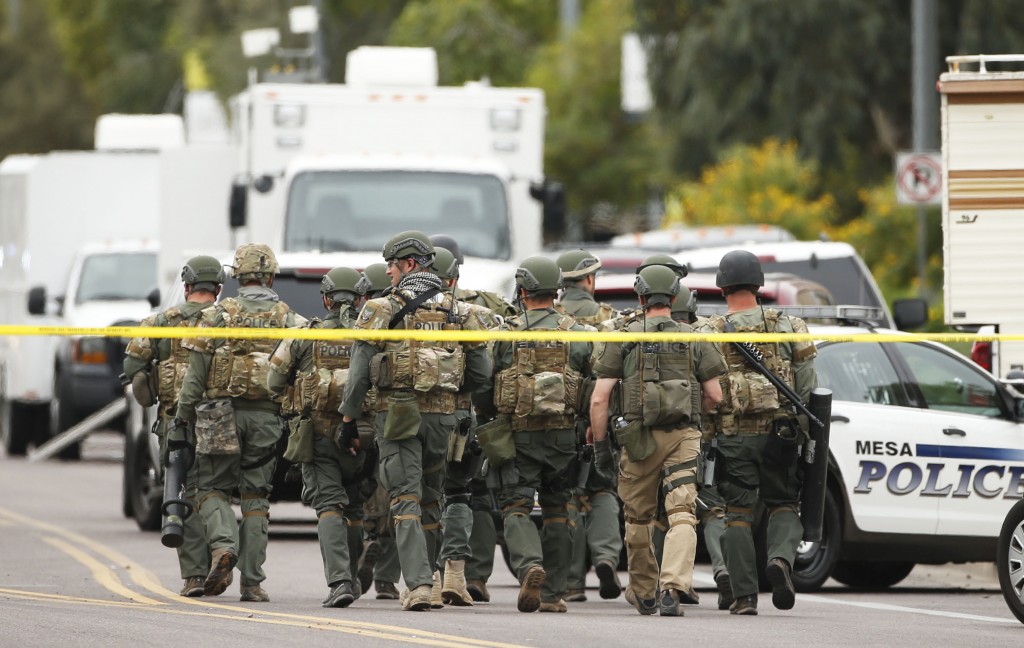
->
[895, 152, 943, 205]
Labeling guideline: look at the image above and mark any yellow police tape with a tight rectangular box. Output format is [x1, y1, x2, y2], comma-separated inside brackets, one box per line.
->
[0, 324, 1016, 344]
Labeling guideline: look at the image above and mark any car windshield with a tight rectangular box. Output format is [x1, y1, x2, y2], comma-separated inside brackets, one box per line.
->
[284, 170, 511, 260]
[75, 252, 157, 304]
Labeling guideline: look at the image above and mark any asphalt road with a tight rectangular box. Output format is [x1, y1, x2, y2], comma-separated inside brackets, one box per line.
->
[0, 432, 1021, 647]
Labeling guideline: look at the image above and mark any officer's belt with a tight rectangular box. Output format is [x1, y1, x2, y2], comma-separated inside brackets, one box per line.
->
[230, 398, 280, 413]
[731, 415, 774, 435]
[510, 413, 576, 431]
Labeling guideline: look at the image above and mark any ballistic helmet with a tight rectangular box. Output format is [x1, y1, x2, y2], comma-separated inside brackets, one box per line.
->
[321, 266, 370, 298]
[556, 249, 602, 280]
[181, 255, 227, 287]
[232, 243, 278, 280]
[634, 265, 681, 298]
[431, 248, 460, 281]
[637, 253, 688, 278]
[382, 230, 435, 262]
[715, 250, 764, 288]
[428, 234, 464, 265]
[515, 256, 563, 293]
[361, 263, 390, 297]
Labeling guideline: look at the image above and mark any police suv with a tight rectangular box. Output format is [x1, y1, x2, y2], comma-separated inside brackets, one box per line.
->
[770, 306, 1024, 592]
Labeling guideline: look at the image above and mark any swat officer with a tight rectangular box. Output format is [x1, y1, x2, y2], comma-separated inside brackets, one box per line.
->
[701, 250, 818, 615]
[267, 267, 373, 608]
[554, 248, 622, 602]
[172, 243, 307, 603]
[123, 255, 225, 598]
[338, 231, 492, 612]
[590, 265, 726, 617]
[430, 234, 518, 319]
[474, 256, 592, 614]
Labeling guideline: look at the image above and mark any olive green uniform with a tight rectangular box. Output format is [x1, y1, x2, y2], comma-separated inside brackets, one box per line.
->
[557, 287, 622, 593]
[593, 314, 727, 600]
[339, 291, 492, 592]
[175, 287, 306, 588]
[267, 304, 375, 592]
[475, 308, 592, 604]
[701, 307, 817, 600]
[124, 301, 212, 581]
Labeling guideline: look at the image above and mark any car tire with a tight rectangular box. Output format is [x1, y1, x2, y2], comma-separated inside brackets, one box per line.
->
[790, 488, 841, 592]
[49, 371, 81, 461]
[130, 430, 162, 532]
[122, 428, 135, 518]
[997, 498, 1024, 625]
[2, 400, 36, 456]
[831, 560, 915, 590]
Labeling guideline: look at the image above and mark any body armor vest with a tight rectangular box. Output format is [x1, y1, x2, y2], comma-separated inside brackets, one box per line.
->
[206, 299, 292, 401]
[157, 306, 200, 413]
[707, 310, 793, 434]
[621, 318, 696, 429]
[369, 294, 465, 414]
[495, 312, 582, 431]
[291, 319, 353, 429]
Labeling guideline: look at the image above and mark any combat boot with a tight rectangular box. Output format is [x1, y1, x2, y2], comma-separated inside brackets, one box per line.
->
[679, 586, 700, 605]
[375, 580, 400, 600]
[730, 594, 758, 615]
[400, 584, 433, 611]
[766, 558, 796, 610]
[466, 579, 490, 603]
[715, 571, 734, 610]
[594, 560, 622, 600]
[517, 565, 546, 613]
[633, 593, 658, 616]
[240, 584, 270, 602]
[323, 581, 356, 608]
[564, 588, 587, 602]
[203, 548, 238, 596]
[659, 589, 683, 617]
[357, 538, 381, 594]
[538, 599, 567, 613]
[441, 560, 474, 606]
[430, 570, 444, 608]
[180, 576, 204, 598]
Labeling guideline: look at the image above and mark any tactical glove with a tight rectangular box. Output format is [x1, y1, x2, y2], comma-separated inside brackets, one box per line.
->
[336, 419, 361, 456]
[594, 436, 615, 476]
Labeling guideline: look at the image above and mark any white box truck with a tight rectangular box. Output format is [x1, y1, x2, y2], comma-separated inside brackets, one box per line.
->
[228, 46, 563, 298]
[940, 55, 1024, 378]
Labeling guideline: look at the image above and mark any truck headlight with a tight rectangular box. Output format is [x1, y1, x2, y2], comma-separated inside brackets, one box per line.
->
[73, 337, 108, 365]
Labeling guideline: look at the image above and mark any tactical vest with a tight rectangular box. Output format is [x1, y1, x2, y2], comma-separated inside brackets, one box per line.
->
[368, 294, 465, 414]
[560, 300, 617, 328]
[621, 318, 697, 429]
[156, 306, 200, 412]
[205, 299, 292, 401]
[494, 312, 582, 431]
[706, 310, 793, 435]
[289, 319, 353, 431]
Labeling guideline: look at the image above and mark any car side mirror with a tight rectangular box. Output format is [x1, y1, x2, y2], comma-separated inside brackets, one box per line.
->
[229, 182, 247, 229]
[1015, 397, 1024, 422]
[530, 179, 566, 238]
[147, 288, 161, 310]
[892, 298, 928, 330]
[27, 286, 46, 316]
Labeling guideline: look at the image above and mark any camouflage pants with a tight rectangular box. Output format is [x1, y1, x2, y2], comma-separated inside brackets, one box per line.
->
[195, 407, 281, 587]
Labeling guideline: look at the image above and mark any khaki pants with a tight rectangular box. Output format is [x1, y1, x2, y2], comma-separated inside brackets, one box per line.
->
[617, 426, 701, 599]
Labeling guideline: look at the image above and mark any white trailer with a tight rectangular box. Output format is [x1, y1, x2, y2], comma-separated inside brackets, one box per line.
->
[940, 55, 1024, 377]
[229, 46, 560, 298]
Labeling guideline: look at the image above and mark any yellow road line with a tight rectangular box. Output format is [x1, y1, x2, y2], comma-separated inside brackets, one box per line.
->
[0, 323, 1019, 344]
[0, 587, 147, 608]
[41, 536, 165, 606]
[0, 506, 526, 648]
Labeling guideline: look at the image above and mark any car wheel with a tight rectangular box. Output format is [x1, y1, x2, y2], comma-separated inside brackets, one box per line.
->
[790, 489, 841, 592]
[49, 372, 81, 461]
[130, 431, 162, 531]
[122, 428, 135, 518]
[831, 560, 915, 590]
[997, 498, 1024, 625]
[2, 400, 36, 456]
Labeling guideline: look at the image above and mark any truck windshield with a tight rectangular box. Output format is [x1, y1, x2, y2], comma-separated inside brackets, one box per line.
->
[284, 170, 511, 260]
[75, 252, 157, 304]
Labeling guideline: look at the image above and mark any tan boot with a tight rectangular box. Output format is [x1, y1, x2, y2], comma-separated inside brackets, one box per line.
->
[539, 599, 567, 613]
[400, 584, 433, 611]
[203, 548, 237, 596]
[441, 560, 473, 606]
[240, 584, 270, 602]
[179, 576, 204, 597]
[430, 570, 444, 608]
[517, 565, 546, 613]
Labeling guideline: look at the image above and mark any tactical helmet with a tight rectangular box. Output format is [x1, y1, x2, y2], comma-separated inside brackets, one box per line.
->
[715, 250, 764, 288]
[382, 230, 435, 262]
[676, 289, 698, 315]
[181, 255, 227, 286]
[634, 265, 681, 298]
[232, 243, 279, 279]
[637, 253, 688, 279]
[428, 234, 464, 265]
[556, 249, 602, 280]
[431, 248, 459, 281]
[361, 263, 390, 295]
[321, 266, 370, 297]
[515, 256, 563, 293]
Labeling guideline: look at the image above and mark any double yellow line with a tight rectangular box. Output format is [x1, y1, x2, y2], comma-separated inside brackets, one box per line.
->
[0, 506, 524, 648]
